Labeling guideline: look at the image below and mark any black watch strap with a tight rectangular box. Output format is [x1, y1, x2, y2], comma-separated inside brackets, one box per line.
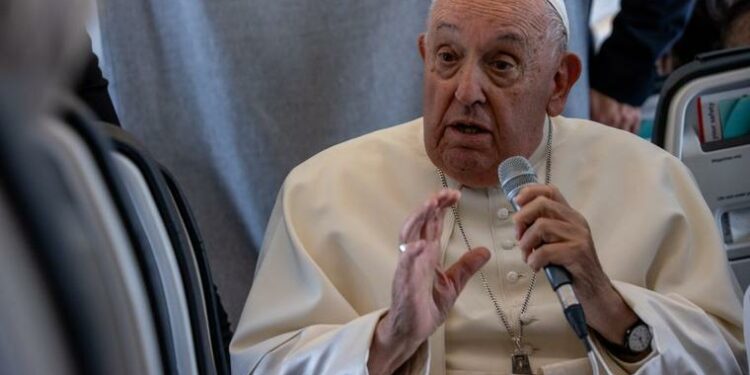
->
[597, 319, 652, 361]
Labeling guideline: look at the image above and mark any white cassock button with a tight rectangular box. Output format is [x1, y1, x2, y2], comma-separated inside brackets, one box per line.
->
[497, 208, 510, 220]
[506, 271, 520, 283]
[502, 239, 516, 250]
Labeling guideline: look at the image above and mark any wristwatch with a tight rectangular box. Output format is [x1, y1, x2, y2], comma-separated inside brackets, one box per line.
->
[623, 319, 652, 354]
[600, 319, 653, 361]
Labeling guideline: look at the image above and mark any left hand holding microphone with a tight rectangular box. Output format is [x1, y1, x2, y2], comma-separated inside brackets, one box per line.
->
[512, 184, 638, 345]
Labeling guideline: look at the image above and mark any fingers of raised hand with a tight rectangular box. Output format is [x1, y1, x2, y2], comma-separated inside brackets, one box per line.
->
[444, 247, 491, 291]
[400, 202, 433, 244]
[424, 203, 445, 241]
[393, 240, 438, 296]
[435, 188, 461, 208]
[398, 240, 428, 260]
[400, 189, 460, 244]
[400, 218, 422, 247]
[436, 247, 491, 311]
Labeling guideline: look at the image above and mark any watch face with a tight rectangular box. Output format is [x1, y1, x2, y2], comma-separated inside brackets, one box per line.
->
[627, 324, 652, 352]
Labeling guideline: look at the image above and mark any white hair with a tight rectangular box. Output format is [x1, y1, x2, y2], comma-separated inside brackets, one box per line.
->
[541, 1, 569, 53]
[426, 0, 568, 52]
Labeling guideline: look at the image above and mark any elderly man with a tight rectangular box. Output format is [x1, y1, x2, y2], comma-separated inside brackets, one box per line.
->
[230, 0, 745, 373]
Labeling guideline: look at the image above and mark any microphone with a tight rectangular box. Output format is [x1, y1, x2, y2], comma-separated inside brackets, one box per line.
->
[499, 156, 590, 347]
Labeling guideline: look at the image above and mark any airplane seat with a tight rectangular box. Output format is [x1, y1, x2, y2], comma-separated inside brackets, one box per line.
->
[159, 165, 233, 373]
[653, 47, 750, 291]
[105, 123, 200, 375]
[0, 99, 79, 375]
[47, 99, 170, 374]
[101, 122, 231, 375]
[0, 94, 164, 374]
[14, 68, 234, 372]
[0, 178, 77, 375]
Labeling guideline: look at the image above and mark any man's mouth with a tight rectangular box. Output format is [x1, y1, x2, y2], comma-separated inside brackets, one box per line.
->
[451, 122, 489, 135]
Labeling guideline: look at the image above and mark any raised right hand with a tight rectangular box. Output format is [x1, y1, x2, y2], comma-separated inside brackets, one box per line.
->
[367, 189, 491, 374]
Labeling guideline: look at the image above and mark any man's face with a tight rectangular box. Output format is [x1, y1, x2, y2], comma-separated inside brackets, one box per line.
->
[421, 0, 562, 187]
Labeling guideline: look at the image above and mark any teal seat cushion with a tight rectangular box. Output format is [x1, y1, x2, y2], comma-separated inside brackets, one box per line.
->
[722, 96, 750, 139]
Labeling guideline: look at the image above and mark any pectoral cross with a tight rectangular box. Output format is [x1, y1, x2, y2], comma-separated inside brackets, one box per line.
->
[511, 353, 533, 375]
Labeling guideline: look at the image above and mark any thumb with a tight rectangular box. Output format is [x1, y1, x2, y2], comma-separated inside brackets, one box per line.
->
[444, 247, 491, 294]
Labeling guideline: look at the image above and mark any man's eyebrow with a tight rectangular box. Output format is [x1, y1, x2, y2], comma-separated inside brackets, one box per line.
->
[434, 22, 459, 33]
[496, 32, 526, 45]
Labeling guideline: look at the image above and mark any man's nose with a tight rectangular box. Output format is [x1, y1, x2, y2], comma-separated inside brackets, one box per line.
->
[454, 64, 487, 106]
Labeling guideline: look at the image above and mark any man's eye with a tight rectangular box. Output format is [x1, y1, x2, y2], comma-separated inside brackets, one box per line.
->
[491, 60, 514, 71]
[438, 51, 458, 63]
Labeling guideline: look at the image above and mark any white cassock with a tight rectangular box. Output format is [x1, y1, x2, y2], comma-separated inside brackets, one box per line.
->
[230, 117, 746, 375]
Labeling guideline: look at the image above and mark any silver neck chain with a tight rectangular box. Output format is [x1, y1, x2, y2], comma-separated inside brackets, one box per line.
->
[437, 117, 553, 353]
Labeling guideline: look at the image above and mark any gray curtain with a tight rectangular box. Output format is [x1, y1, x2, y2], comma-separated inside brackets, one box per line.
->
[565, 0, 593, 119]
[97, 0, 590, 327]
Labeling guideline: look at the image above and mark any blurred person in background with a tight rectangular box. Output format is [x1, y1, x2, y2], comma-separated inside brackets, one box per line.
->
[589, 0, 697, 133]
[597, 0, 750, 135]
[659, 0, 748, 74]
[723, 0, 750, 48]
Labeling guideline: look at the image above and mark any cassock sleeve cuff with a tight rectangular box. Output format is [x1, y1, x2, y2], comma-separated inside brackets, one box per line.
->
[364, 309, 431, 375]
[589, 332, 656, 375]
[601, 281, 662, 373]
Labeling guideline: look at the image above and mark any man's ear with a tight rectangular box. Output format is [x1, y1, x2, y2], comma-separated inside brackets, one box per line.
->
[418, 33, 427, 61]
[546, 52, 582, 116]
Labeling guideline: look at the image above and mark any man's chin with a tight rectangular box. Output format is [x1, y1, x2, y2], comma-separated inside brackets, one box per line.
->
[439, 151, 498, 187]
